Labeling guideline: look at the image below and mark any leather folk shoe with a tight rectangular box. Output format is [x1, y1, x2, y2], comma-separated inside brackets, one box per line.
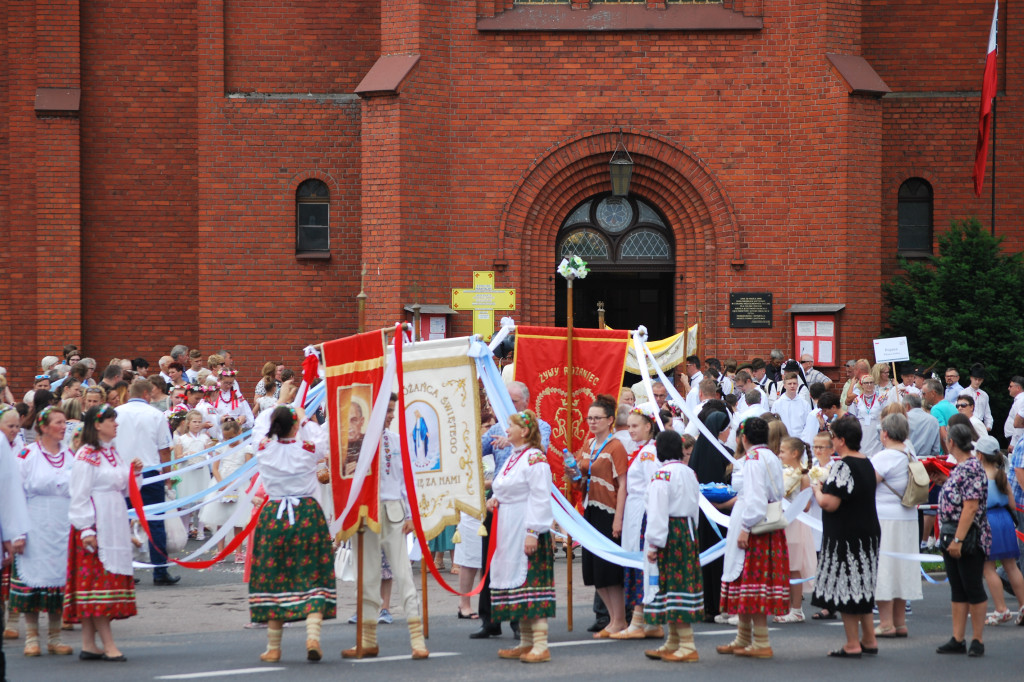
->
[498, 645, 532, 660]
[520, 649, 551, 663]
[411, 648, 430, 660]
[734, 645, 773, 659]
[341, 645, 379, 659]
[48, 643, 74, 655]
[661, 650, 700, 663]
[306, 639, 322, 662]
[259, 649, 281, 663]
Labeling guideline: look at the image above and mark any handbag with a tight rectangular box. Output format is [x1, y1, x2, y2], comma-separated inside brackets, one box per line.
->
[939, 520, 980, 555]
[335, 542, 356, 582]
[881, 449, 929, 508]
[750, 452, 789, 535]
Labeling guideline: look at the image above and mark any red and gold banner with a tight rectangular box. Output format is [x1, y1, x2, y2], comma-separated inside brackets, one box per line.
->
[513, 326, 630, 455]
[322, 329, 388, 539]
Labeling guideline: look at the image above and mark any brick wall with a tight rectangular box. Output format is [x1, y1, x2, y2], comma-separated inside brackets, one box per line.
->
[2, 0, 1022, 394]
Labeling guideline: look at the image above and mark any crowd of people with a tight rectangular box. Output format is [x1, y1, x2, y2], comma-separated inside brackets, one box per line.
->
[2, 342, 1024, 674]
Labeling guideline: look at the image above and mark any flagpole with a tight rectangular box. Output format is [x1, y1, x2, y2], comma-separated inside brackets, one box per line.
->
[991, 96, 997, 235]
[564, 277, 575, 633]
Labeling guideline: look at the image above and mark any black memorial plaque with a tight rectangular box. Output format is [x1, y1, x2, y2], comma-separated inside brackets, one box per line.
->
[729, 292, 773, 328]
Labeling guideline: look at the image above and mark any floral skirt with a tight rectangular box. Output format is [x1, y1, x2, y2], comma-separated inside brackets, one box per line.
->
[623, 515, 647, 612]
[492, 532, 556, 621]
[719, 529, 790, 616]
[248, 497, 337, 623]
[62, 529, 136, 623]
[645, 518, 704, 625]
[9, 565, 63, 614]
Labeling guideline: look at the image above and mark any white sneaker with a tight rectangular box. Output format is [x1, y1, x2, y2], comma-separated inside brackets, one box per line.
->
[925, 537, 936, 550]
[728, 615, 739, 626]
[713, 613, 733, 624]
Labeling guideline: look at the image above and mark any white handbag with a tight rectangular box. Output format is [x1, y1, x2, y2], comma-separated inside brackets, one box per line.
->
[335, 542, 356, 582]
[750, 453, 788, 535]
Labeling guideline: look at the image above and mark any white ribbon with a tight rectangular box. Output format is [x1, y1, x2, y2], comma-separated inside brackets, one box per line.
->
[274, 496, 302, 526]
[632, 327, 665, 431]
[487, 317, 516, 352]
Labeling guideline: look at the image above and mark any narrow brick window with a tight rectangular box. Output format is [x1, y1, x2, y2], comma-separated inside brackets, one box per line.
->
[296, 179, 330, 255]
[897, 178, 932, 257]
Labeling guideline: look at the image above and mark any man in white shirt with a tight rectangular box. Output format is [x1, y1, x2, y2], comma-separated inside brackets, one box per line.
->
[344, 394, 428, 660]
[684, 379, 719, 439]
[772, 373, 811, 439]
[115, 380, 176, 585]
[959, 364, 992, 431]
[684, 356, 704, 409]
[1006, 376, 1024, 449]
[894, 362, 922, 403]
[734, 370, 768, 413]
[750, 358, 776, 406]
[736, 389, 767, 424]
[706, 358, 733, 398]
[800, 391, 841, 446]
[943, 367, 964, 404]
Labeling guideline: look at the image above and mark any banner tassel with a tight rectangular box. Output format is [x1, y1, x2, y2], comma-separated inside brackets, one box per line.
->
[477, 524, 488, 537]
[452, 528, 461, 544]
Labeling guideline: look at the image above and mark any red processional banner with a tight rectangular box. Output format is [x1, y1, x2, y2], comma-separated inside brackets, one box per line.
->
[513, 326, 630, 460]
[322, 329, 388, 539]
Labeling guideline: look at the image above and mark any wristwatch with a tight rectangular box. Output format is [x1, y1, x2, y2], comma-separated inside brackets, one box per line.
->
[952, 537, 963, 544]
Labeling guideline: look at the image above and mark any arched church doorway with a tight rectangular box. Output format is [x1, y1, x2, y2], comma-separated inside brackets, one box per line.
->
[554, 192, 675, 339]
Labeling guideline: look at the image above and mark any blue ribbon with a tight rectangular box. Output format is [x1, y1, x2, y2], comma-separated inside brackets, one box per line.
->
[128, 456, 259, 519]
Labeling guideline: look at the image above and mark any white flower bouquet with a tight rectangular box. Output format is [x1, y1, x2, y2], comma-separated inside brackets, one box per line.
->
[557, 256, 590, 281]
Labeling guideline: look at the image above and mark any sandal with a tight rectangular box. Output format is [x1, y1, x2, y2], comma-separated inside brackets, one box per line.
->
[874, 625, 908, 638]
[457, 610, 480, 620]
[985, 610, 1013, 626]
[812, 609, 837, 620]
[774, 611, 805, 624]
[827, 648, 861, 658]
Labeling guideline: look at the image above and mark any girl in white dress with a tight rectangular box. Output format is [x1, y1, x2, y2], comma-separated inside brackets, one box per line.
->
[613, 402, 664, 639]
[174, 411, 213, 539]
[9, 407, 74, 656]
[199, 418, 254, 560]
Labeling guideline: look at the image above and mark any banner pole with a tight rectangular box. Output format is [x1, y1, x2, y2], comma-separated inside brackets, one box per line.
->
[697, 309, 704, 361]
[356, 521, 365, 657]
[565, 278, 575, 633]
[357, 262, 367, 333]
[421, 554, 430, 638]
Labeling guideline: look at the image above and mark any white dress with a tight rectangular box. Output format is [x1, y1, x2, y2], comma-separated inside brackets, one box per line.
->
[621, 440, 660, 553]
[14, 442, 74, 588]
[174, 431, 213, 503]
[68, 443, 140, 575]
[848, 391, 888, 456]
[490, 446, 553, 590]
[198, 442, 254, 529]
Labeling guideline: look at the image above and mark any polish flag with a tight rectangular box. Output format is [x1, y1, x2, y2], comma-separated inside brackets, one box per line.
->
[973, 1, 998, 197]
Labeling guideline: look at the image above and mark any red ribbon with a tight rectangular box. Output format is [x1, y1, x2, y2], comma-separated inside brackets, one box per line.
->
[394, 323, 496, 596]
[128, 474, 268, 570]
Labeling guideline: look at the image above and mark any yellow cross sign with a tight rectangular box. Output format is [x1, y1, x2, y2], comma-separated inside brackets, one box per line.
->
[451, 271, 516, 340]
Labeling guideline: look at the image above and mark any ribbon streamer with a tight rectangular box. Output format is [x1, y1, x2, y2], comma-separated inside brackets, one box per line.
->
[129, 472, 268, 569]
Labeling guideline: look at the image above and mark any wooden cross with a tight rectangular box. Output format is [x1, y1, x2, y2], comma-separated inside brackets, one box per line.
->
[451, 271, 516, 340]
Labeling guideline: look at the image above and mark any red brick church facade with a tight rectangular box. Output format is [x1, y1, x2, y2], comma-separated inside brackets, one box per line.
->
[1, 0, 1019, 387]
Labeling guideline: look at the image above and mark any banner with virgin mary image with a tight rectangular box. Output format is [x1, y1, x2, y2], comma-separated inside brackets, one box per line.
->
[397, 337, 487, 539]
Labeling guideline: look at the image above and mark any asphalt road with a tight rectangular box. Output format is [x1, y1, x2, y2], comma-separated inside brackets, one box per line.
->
[6, 541, 1023, 681]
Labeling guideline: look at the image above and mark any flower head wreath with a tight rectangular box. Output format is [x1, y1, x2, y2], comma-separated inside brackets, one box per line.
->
[518, 410, 534, 429]
[36, 405, 57, 427]
[630, 401, 659, 422]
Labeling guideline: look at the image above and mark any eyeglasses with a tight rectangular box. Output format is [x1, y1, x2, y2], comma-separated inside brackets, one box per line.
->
[586, 415, 611, 422]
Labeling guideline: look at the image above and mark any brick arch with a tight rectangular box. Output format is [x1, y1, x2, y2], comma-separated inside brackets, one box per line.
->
[497, 129, 741, 348]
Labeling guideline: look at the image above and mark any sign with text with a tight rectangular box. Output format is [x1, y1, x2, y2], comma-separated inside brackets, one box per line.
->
[872, 336, 910, 363]
[729, 292, 773, 328]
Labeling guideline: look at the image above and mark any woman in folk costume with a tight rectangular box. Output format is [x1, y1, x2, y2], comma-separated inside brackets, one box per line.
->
[847, 374, 888, 456]
[64, 405, 144, 662]
[643, 429, 704, 662]
[717, 417, 790, 659]
[248, 405, 336, 663]
[9, 407, 75, 656]
[488, 409, 555, 664]
[1, 404, 31, 650]
[212, 369, 254, 431]
[613, 402, 665, 640]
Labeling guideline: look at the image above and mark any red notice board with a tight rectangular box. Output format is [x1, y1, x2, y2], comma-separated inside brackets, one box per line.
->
[792, 314, 837, 367]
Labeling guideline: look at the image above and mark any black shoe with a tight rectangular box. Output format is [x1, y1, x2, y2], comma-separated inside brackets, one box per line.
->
[511, 621, 520, 640]
[968, 639, 984, 657]
[469, 624, 502, 639]
[936, 637, 966, 654]
[587, 620, 610, 633]
[154, 574, 181, 586]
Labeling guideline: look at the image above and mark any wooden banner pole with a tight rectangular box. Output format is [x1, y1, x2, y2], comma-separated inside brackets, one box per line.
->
[565, 278, 575, 632]
[421, 554, 429, 638]
[355, 522, 365, 657]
